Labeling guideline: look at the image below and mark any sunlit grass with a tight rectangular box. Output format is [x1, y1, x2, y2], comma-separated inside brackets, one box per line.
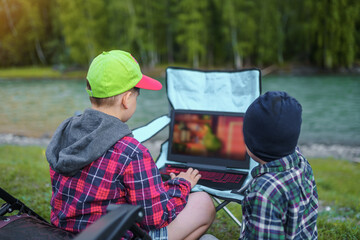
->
[0, 145, 359, 239]
[0, 65, 184, 80]
[0, 67, 61, 78]
[0, 67, 86, 79]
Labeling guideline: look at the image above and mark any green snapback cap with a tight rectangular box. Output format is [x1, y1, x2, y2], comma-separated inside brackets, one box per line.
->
[86, 50, 162, 98]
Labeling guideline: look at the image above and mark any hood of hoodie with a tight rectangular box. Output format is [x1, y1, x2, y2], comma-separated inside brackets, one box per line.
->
[46, 108, 132, 176]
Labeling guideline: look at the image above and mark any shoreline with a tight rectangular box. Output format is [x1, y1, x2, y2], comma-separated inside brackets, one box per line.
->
[1, 133, 359, 163]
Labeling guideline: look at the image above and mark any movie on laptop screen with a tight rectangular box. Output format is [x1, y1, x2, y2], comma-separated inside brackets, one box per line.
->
[167, 110, 250, 169]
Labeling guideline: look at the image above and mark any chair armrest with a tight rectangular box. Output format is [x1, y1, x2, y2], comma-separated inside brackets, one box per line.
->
[0, 187, 47, 222]
[74, 204, 150, 240]
[132, 115, 170, 143]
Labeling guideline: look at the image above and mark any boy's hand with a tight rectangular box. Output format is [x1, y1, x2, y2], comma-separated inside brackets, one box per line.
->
[170, 168, 201, 189]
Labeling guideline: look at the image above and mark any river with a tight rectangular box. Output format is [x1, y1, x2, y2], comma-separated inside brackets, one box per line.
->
[0, 74, 359, 160]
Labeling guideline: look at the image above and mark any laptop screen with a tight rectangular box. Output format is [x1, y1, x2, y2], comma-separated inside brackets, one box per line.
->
[167, 109, 250, 169]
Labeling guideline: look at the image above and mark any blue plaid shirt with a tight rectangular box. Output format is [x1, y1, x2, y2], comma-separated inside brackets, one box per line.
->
[240, 148, 318, 239]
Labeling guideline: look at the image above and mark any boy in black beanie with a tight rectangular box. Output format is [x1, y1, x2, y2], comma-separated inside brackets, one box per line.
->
[240, 91, 318, 239]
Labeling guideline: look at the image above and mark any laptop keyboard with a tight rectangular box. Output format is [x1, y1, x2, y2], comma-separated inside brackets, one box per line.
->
[159, 164, 248, 191]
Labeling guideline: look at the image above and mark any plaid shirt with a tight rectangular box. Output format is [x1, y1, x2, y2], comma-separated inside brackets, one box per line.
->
[240, 148, 318, 239]
[50, 136, 191, 236]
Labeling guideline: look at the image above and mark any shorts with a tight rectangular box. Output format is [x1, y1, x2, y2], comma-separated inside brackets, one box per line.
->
[148, 226, 168, 240]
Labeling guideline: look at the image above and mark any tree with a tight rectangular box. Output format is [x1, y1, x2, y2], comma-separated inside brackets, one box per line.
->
[0, 0, 60, 66]
[220, 0, 257, 68]
[104, 0, 137, 53]
[0, 0, 359, 69]
[133, 0, 164, 67]
[252, 0, 283, 66]
[176, 0, 210, 68]
[57, 0, 108, 64]
[300, 0, 359, 68]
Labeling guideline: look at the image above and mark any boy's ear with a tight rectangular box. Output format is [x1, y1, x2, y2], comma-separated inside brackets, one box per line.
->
[121, 91, 132, 109]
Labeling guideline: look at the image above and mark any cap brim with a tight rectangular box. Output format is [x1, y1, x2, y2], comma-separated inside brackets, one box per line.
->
[135, 74, 162, 90]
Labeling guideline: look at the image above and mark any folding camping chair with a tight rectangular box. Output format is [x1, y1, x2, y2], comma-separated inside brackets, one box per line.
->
[0, 187, 151, 240]
[133, 67, 261, 228]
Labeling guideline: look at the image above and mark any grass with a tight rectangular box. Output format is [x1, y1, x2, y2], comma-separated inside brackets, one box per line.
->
[0, 64, 185, 80]
[0, 66, 86, 79]
[0, 145, 359, 239]
[0, 145, 52, 219]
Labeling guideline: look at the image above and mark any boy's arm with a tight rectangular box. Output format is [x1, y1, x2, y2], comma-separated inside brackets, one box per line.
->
[240, 192, 285, 239]
[122, 148, 191, 231]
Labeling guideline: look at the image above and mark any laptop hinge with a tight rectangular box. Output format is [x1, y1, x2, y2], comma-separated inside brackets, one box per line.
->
[186, 163, 227, 171]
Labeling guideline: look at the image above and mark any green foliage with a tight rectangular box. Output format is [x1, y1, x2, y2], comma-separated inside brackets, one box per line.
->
[1, 0, 359, 68]
[0, 0, 62, 66]
[57, 0, 108, 64]
[221, 0, 257, 68]
[176, 0, 210, 67]
[254, 0, 283, 66]
[301, 0, 359, 68]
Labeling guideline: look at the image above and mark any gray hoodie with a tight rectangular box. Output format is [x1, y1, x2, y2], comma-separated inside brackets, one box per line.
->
[46, 108, 132, 176]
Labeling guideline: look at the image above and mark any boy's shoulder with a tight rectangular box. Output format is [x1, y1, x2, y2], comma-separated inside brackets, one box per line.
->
[250, 171, 288, 194]
[246, 170, 297, 211]
[248, 151, 314, 203]
[112, 135, 150, 157]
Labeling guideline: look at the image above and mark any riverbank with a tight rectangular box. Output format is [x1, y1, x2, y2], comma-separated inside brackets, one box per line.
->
[1, 133, 359, 163]
[0, 66, 86, 79]
[1, 63, 359, 80]
[1, 67, 359, 163]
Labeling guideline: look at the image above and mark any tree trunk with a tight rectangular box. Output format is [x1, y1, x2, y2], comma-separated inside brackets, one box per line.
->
[231, 27, 242, 69]
[193, 53, 199, 68]
[2, 0, 18, 36]
[166, 0, 174, 63]
[35, 39, 47, 65]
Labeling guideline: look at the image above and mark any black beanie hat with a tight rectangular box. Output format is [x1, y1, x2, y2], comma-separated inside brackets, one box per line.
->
[243, 91, 302, 162]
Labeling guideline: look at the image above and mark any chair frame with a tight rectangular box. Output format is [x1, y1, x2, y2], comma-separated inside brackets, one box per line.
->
[134, 66, 261, 230]
[0, 187, 150, 240]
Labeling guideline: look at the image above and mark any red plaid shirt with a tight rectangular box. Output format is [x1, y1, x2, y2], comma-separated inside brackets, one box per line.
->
[50, 136, 191, 234]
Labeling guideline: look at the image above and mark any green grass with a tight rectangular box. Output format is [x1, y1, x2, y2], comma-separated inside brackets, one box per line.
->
[0, 145, 52, 220]
[310, 158, 360, 239]
[311, 159, 360, 210]
[0, 146, 359, 239]
[0, 65, 180, 80]
[0, 66, 86, 79]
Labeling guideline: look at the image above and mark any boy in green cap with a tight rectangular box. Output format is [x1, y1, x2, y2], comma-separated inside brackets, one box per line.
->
[46, 50, 215, 240]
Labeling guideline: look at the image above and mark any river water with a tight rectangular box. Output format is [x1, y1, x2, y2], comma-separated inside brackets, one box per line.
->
[0, 75, 359, 148]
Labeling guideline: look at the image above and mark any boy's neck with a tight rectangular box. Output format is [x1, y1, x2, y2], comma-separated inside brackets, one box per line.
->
[91, 90, 137, 123]
[91, 105, 125, 122]
[246, 147, 268, 165]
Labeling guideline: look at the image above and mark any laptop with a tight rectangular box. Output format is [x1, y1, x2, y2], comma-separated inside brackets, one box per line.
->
[159, 109, 249, 191]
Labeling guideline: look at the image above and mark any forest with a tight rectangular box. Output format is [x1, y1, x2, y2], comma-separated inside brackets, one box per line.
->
[0, 0, 359, 70]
